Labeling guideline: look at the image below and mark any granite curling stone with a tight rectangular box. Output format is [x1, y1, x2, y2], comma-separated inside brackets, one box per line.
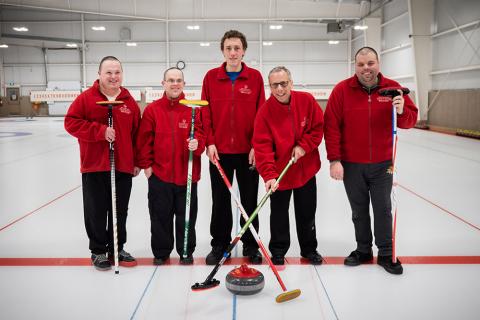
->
[225, 264, 265, 295]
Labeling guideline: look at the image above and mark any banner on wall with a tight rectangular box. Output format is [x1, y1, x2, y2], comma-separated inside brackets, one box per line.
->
[30, 89, 142, 102]
[30, 91, 80, 103]
[145, 89, 201, 102]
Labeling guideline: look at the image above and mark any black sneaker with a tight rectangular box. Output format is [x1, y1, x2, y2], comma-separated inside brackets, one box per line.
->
[108, 250, 137, 267]
[91, 253, 111, 271]
[302, 251, 323, 265]
[180, 254, 194, 265]
[153, 256, 169, 266]
[377, 256, 403, 275]
[243, 247, 262, 264]
[271, 255, 285, 265]
[205, 246, 230, 265]
[344, 250, 374, 266]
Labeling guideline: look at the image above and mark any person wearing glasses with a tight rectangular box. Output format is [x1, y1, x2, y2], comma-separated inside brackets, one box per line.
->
[201, 30, 265, 265]
[253, 66, 324, 265]
[136, 67, 205, 265]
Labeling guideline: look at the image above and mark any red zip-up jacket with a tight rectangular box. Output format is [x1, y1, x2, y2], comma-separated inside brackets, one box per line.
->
[324, 73, 418, 163]
[64, 80, 141, 174]
[136, 93, 206, 186]
[253, 90, 324, 191]
[201, 62, 265, 154]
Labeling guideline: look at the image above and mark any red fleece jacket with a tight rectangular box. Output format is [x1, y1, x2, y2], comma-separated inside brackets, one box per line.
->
[64, 80, 141, 174]
[136, 93, 205, 185]
[253, 90, 324, 190]
[201, 62, 265, 154]
[324, 73, 418, 163]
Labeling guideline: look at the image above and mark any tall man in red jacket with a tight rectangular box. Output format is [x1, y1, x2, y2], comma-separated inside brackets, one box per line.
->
[202, 30, 265, 265]
[253, 66, 324, 265]
[136, 67, 205, 265]
[324, 47, 418, 275]
[65, 56, 140, 271]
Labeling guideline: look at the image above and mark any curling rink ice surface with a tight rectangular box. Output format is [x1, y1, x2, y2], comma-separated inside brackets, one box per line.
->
[1, 117, 479, 320]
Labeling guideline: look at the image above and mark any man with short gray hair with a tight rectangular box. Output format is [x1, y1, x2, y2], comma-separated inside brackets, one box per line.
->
[253, 66, 324, 265]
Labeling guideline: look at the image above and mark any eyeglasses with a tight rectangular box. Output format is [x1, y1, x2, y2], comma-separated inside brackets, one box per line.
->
[165, 79, 183, 84]
[269, 81, 289, 89]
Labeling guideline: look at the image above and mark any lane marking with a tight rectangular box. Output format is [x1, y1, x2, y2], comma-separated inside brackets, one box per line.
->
[1, 256, 479, 266]
[398, 183, 480, 232]
[130, 266, 158, 320]
[0, 185, 81, 232]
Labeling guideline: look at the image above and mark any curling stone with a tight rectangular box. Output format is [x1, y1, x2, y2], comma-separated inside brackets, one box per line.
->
[225, 264, 264, 295]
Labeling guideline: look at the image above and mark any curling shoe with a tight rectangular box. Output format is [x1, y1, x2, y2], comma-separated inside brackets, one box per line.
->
[377, 255, 403, 275]
[91, 253, 112, 271]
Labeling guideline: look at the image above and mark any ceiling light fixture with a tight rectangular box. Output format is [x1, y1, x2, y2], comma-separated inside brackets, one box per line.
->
[328, 40, 339, 45]
[126, 42, 137, 47]
[0, 44, 9, 48]
[91, 26, 106, 31]
[354, 25, 368, 30]
[13, 26, 28, 32]
[199, 42, 210, 47]
[269, 25, 283, 30]
[262, 41, 273, 46]
[66, 43, 78, 48]
[187, 25, 200, 30]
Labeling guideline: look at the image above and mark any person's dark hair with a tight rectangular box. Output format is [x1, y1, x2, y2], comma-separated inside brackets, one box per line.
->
[220, 30, 248, 51]
[98, 56, 122, 72]
[163, 67, 184, 81]
[354, 46, 379, 61]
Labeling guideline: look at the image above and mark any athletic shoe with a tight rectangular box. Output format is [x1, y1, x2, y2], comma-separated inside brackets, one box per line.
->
[180, 255, 194, 265]
[108, 250, 137, 267]
[205, 246, 230, 265]
[153, 256, 169, 265]
[91, 253, 111, 271]
[377, 256, 403, 275]
[271, 255, 285, 265]
[243, 247, 262, 264]
[302, 251, 323, 265]
[344, 250, 374, 266]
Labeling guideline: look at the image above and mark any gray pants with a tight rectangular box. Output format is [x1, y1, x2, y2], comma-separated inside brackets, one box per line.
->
[343, 161, 393, 256]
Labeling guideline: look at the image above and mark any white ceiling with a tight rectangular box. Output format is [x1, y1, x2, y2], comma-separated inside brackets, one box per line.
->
[0, 0, 385, 22]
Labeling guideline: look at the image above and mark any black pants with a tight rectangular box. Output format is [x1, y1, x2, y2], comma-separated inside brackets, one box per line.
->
[209, 153, 259, 250]
[269, 177, 318, 257]
[82, 171, 132, 255]
[343, 161, 393, 256]
[148, 174, 197, 258]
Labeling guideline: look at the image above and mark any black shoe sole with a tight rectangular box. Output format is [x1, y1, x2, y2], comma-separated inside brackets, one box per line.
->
[377, 261, 403, 275]
[248, 256, 262, 264]
[344, 256, 373, 266]
[93, 265, 112, 271]
[180, 258, 194, 265]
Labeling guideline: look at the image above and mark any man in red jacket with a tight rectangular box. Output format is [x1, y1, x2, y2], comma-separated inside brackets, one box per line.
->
[65, 56, 140, 271]
[324, 47, 418, 275]
[136, 67, 205, 265]
[201, 30, 265, 265]
[253, 66, 324, 265]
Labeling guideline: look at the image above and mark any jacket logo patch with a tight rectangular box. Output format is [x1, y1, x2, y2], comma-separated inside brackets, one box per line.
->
[239, 85, 252, 94]
[179, 119, 188, 129]
[301, 116, 308, 127]
[377, 96, 392, 103]
[119, 105, 131, 114]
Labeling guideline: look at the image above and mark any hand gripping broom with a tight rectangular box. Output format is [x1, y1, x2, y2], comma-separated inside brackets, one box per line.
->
[179, 99, 208, 260]
[192, 156, 301, 303]
[379, 87, 409, 264]
[211, 157, 301, 302]
[96, 100, 124, 274]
